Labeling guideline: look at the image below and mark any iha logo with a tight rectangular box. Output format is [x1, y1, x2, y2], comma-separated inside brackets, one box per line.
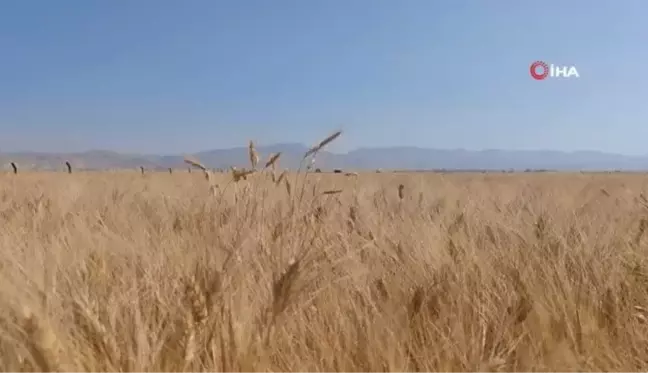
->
[529, 61, 579, 80]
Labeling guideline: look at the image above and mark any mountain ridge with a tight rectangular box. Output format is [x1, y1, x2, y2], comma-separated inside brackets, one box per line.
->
[1, 145, 648, 171]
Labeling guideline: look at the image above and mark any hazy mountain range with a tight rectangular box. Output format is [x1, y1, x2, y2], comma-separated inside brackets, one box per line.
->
[2, 144, 648, 171]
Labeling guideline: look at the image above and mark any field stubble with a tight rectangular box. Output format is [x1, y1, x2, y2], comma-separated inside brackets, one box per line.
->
[1, 170, 648, 371]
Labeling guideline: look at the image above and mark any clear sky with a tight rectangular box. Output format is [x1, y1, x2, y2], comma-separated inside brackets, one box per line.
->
[1, 1, 647, 155]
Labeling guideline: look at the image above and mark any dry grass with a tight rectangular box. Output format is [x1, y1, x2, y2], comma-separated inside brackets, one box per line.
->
[5, 157, 648, 370]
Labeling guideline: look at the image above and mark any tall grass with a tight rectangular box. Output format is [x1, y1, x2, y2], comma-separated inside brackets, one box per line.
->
[1, 136, 648, 370]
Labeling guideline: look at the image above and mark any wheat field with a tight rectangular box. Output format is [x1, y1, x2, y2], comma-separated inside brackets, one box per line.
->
[3, 164, 648, 371]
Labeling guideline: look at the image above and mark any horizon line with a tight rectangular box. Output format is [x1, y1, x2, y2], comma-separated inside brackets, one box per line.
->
[0, 146, 647, 158]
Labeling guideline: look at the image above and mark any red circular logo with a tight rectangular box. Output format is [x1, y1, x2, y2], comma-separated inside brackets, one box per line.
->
[530, 61, 549, 80]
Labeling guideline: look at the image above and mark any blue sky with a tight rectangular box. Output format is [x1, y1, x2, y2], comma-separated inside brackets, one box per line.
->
[1, 1, 647, 155]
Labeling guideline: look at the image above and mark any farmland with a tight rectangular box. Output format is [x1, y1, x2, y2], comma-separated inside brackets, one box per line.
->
[1, 169, 648, 371]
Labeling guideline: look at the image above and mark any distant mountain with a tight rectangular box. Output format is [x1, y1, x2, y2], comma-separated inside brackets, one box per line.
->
[2, 145, 648, 171]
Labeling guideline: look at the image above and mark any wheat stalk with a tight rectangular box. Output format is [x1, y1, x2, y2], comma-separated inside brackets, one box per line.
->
[72, 299, 120, 370]
[185, 275, 209, 327]
[231, 167, 255, 182]
[184, 156, 207, 171]
[264, 152, 281, 170]
[248, 140, 259, 170]
[265, 257, 301, 346]
[284, 177, 292, 197]
[20, 306, 64, 372]
[273, 258, 300, 315]
[304, 130, 342, 159]
[182, 309, 197, 369]
[276, 170, 287, 186]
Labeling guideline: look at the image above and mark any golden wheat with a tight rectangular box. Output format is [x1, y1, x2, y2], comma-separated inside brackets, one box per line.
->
[2, 138, 648, 370]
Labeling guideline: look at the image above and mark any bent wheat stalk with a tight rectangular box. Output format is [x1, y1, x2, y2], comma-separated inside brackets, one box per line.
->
[264, 152, 281, 170]
[184, 156, 207, 172]
[303, 130, 342, 159]
[292, 130, 344, 209]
